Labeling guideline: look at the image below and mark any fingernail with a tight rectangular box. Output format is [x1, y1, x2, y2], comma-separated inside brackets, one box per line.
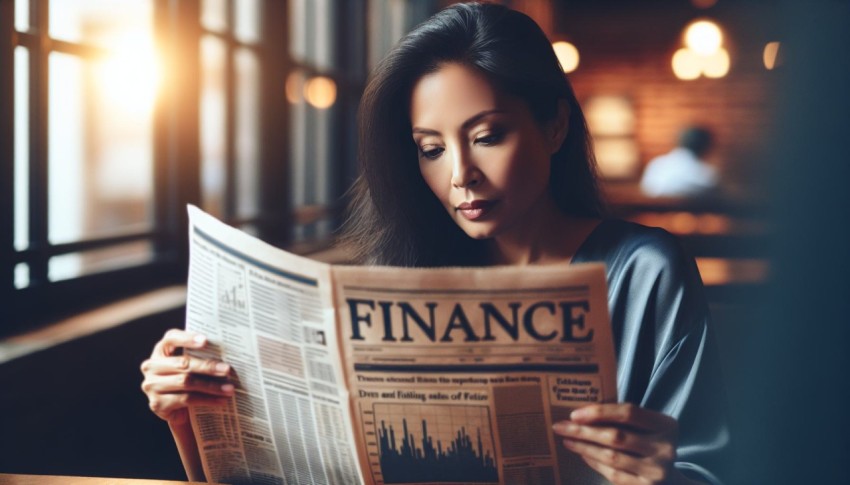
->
[552, 422, 578, 434]
[215, 363, 230, 373]
[571, 408, 591, 420]
[221, 383, 235, 394]
[193, 335, 206, 345]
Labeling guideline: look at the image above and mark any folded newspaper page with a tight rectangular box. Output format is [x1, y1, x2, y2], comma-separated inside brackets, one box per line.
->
[185, 205, 617, 485]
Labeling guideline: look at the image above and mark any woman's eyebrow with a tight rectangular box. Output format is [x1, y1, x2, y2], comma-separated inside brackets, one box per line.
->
[461, 109, 505, 130]
[412, 127, 440, 136]
[412, 109, 506, 136]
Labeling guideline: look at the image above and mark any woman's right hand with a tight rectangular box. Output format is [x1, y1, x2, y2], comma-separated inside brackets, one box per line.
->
[141, 329, 235, 426]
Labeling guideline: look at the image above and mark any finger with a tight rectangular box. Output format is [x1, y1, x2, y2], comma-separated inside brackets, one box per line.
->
[562, 438, 663, 480]
[148, 393, 231, 422]
[142, 373, 236, 398]
[570, 403, 677, 433]
[152, 329, 208, 358]
[583, 457, 650, 485]
[552, 421, 655, 456]
[141, 355, 231, 377]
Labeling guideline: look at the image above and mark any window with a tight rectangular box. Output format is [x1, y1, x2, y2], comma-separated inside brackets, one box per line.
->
[1, 0, 385, 336]
[199, 0, 264, 230]
[282, 0, 430, 250]
[584, 95, 640, 180]
[1, 0, 180, 335]
[285, 0, 366, 248]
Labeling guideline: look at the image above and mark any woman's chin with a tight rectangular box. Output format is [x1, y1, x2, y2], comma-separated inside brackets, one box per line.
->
[457, 222, 500, 240]
[464, 232, 493, 240]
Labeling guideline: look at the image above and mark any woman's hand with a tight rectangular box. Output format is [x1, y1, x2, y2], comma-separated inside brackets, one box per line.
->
[553, 403, 699, 485]
[140, 329, 234, 426]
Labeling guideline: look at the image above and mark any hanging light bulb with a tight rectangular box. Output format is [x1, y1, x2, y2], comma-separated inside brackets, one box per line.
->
[672, 48, 702, 80]
[285, 70, 305, 104]
[552, 41, 580, 73]
[702, 47, 730, 78]
[685, 20, 723, 55]
[763, 41, 781, 70]
[304, 76, 337, 109]
[673, 19, 730, 80]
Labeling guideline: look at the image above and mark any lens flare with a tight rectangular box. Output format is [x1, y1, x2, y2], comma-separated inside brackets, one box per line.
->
[95, 31, 162, 116]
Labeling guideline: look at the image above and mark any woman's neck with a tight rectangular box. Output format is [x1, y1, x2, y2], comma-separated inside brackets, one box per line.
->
[486, 196, 600, 266]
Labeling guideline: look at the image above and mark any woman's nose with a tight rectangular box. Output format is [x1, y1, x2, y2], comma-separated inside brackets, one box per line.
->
[450, 149, 481, 188]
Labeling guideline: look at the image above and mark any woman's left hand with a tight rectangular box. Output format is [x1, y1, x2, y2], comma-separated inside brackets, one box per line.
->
[552, 403, 699, 485]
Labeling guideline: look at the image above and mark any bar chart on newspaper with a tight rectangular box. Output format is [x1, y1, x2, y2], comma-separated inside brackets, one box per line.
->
[370, 403, 499, 483]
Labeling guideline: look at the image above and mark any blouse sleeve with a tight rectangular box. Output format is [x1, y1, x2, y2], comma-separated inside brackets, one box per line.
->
[603, 226, 730, 485]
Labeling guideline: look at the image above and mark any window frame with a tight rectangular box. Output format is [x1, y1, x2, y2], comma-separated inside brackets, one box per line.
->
[0, 0, 365, 337]
[0, 0, 192, 336]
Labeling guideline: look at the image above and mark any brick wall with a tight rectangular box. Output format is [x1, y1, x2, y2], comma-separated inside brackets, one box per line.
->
[556, 1, 783, 191]
[433, 1, 781, 192]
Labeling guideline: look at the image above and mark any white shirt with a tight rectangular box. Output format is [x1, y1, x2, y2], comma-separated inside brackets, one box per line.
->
[640, 147, 719, 198]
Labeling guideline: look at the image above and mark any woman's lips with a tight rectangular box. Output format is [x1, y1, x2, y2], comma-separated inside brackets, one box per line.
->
[456, 200, 497, 221]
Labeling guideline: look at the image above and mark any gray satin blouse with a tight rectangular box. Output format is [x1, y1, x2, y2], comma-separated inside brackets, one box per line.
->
[571, 220, 730, 485]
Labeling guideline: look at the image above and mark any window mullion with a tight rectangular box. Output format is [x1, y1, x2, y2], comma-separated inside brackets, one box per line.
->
[152, 0, 170, 257]
[168, 0, 202, 266]
[1, 0, 15, 298]
[45, 38, 108, 59]
[224, 3, 236, 223]
[258, 0, 291, 247]
[28, 0, 50, 287]
[223, 44, 236, 222]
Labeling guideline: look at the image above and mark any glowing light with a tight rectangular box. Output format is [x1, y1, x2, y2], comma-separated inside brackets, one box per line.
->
[584, 96, 635, 136]
[695, 258, 732, 286]
[763, 41, 780, 70]
[672, 20, 730, 81]
[702, 47, 730, 78]
[552, 41, 580, 73]
[593, 138, 640, 179]
[697, 214, 731, 234]
[670, 212, 699, 234]
[672, 48, 702, 80]
[691, 0, 718, 8]
[95, 31, 162, 116]
[285, 71, 304, 104]
[304, 76, 336, 109]
[685, 20, 723, 55]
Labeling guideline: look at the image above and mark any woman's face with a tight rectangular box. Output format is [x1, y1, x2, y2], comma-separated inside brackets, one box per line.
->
[410, 63, 560, 240]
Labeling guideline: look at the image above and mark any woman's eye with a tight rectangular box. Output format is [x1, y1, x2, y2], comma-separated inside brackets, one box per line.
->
[474, 132, 503, 146]
[419, 147, 444, 160]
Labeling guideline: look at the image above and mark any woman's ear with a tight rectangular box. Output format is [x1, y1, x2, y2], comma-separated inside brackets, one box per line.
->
[548, 99, 570, 155]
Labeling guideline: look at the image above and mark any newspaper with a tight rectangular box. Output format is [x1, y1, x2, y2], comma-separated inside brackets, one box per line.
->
[185, 205, 618, 485]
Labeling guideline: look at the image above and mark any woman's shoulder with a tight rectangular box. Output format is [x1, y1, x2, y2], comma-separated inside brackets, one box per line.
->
[572, 219, 686, 269]
[571, 219, 704, 299]
[574, 221, 709, 339]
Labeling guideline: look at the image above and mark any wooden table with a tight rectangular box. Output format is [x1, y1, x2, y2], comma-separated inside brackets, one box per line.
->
[0, 475, 218, 485]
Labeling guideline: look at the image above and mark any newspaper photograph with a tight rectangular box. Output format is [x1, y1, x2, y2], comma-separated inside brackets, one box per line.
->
[183, 206, 617, 485]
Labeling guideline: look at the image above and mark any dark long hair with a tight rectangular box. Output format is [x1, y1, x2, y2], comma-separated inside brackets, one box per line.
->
[341, 2, 604, 267]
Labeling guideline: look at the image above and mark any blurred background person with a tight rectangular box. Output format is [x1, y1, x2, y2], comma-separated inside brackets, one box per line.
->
[640, 126, 719, 198]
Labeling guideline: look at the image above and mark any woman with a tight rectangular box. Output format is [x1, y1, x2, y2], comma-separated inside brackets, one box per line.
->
[142, 3, 729, 484]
